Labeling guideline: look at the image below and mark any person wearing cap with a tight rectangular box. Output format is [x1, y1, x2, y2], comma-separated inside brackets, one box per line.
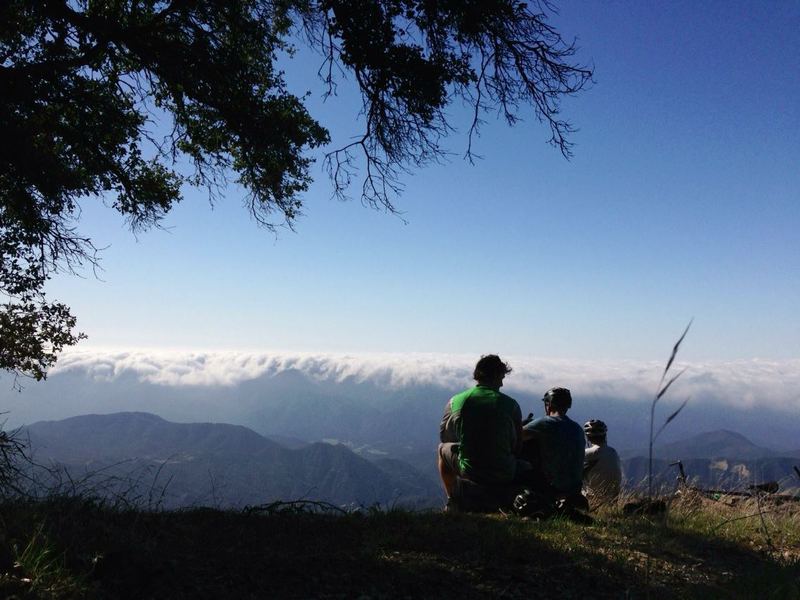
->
[520, 387, 585, 499]
[438, 355, 526, 503]
[583, 419, 622, 505]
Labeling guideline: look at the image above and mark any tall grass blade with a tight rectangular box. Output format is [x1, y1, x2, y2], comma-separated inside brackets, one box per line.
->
[659, 319, 692, 386]
[649, 320, 692, 498]
[656, 367, 688, 401]
[653, 397, 690, 442]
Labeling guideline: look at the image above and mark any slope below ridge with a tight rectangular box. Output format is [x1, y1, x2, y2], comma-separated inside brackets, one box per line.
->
[26, 412, 286, 462]
[623, 429, 780, 461]
[22, 412, 442, 509]
[656, 429, 778, 460]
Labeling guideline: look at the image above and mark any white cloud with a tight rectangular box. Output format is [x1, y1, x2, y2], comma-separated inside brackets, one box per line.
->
[51, 349, 800, 412]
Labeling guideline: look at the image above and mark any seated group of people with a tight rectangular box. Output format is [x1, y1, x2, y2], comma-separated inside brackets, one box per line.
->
[438, 354, 621, 511]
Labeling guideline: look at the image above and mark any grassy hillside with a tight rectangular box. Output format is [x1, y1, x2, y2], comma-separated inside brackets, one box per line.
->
[1, 494, 798, 599]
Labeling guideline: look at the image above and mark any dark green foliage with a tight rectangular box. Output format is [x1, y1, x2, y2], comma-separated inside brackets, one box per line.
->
[1, 1, 592, 379]
[0, 424, 27, 495]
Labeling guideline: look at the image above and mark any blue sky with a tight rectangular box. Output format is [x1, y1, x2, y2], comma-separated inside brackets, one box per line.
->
[48, 0, 799, 362]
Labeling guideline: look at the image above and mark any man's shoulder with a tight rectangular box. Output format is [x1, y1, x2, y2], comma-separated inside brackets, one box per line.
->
[585, 444, 601, 458]
[592, 444, 621, 461]
[450, 386, 474, 400]
[524, 415, 553, 431]
[495, 390, 520, 410]
[495, 389, 520, 406]
[448, 386, 480, 410]
[555, 415, 584, 434]
[526, 415, 583, 434]
[452, 386, 517, 402]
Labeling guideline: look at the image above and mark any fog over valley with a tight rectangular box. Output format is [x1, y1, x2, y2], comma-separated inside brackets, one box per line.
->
[3, 349, 799, 455]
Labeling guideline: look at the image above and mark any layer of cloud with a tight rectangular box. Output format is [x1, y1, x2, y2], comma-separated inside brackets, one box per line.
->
[51, 349, 800, 412]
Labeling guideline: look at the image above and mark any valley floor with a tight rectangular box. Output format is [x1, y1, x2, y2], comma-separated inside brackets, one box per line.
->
[1, 494, 798, 599]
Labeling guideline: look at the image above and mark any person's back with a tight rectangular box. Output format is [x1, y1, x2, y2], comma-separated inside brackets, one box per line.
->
[583, 444, 622, 500]
[583, 420, 622, 505]
[524, 413, 585, 495]
[446, 385, 521, 483]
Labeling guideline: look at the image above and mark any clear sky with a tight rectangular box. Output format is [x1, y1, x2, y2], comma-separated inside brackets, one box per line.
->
[48, 0, 800, 362]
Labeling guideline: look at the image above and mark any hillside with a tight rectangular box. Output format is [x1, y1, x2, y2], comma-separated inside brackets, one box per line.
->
[623, 456, 800, 494]
[26, 412, 284, 461]
[622, 430, 780, 461]
[23, 413, 441, 509]
[619, 430, 800, 493]
[0, 495, 797, 599]
[23, 413, 800, 509]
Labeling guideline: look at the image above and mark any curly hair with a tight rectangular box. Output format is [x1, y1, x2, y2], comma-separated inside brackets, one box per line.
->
[473, 354, 512, 382]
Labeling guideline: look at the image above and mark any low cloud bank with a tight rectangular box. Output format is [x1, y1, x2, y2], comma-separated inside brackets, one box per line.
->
[52, 349, 800, 413]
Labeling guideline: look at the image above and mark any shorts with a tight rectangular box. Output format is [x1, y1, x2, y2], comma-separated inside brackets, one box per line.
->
[439, 442, 532, 483]
[438, 442, 462, 474]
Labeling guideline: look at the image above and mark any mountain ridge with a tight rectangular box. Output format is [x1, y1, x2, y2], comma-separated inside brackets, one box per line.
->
[20, 413, 800, 506]
[621, 429, 784, 461]
[23, 412, 441, 509]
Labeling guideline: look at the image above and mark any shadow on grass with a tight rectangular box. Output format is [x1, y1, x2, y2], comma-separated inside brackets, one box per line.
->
[1, 499, 797, 599]
[597, 513, 800, 599]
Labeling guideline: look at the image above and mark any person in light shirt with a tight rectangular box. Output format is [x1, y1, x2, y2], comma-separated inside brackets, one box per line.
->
[582, 419, 622, 506]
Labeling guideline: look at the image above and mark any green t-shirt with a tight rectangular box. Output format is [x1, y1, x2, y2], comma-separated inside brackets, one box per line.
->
[440, 385, 522, 483]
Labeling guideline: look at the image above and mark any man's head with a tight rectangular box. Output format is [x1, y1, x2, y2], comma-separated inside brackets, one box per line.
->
[542, 387, 572, 415]
[473, 354, 512, 388]
[584, 419, 608, 445]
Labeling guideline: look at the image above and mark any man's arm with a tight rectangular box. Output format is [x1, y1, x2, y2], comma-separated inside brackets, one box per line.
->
[583, 446, 599, 476]
[512, 403, 523, 454]
[522, 417, 542, 442]
[440, 399, 458, 443]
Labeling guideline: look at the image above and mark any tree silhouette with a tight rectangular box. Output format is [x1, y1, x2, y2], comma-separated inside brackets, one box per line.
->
[0, 0, 592, 380]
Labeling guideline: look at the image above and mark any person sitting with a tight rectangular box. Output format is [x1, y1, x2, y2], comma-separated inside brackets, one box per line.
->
[438, 354, 525, 508]
[520, 387, 585, 502]
[583, 419, 622, 506]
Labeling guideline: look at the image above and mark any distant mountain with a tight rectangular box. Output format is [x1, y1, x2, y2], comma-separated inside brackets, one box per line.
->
[623, 455, 800, 493]
[20, 413, 800, 505]
[27, 412, 283, 462]
[622, 430, 781, 461]
[24, 413, 442, 509]
[263, 434, 309, 450]
[612, 429, 800, 493]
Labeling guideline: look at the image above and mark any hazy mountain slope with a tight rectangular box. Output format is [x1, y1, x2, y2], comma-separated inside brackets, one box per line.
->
[23, 413, 442, 509]
[26, 412, 283, 462]
[621, 430, 780, 461]
[623, 456, 800, 493]
[620, 430, 800, 492]
[263, 433, 308, 449]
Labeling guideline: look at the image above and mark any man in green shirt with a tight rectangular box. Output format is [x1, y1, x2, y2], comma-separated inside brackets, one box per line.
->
[438, 355, 525, 502]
